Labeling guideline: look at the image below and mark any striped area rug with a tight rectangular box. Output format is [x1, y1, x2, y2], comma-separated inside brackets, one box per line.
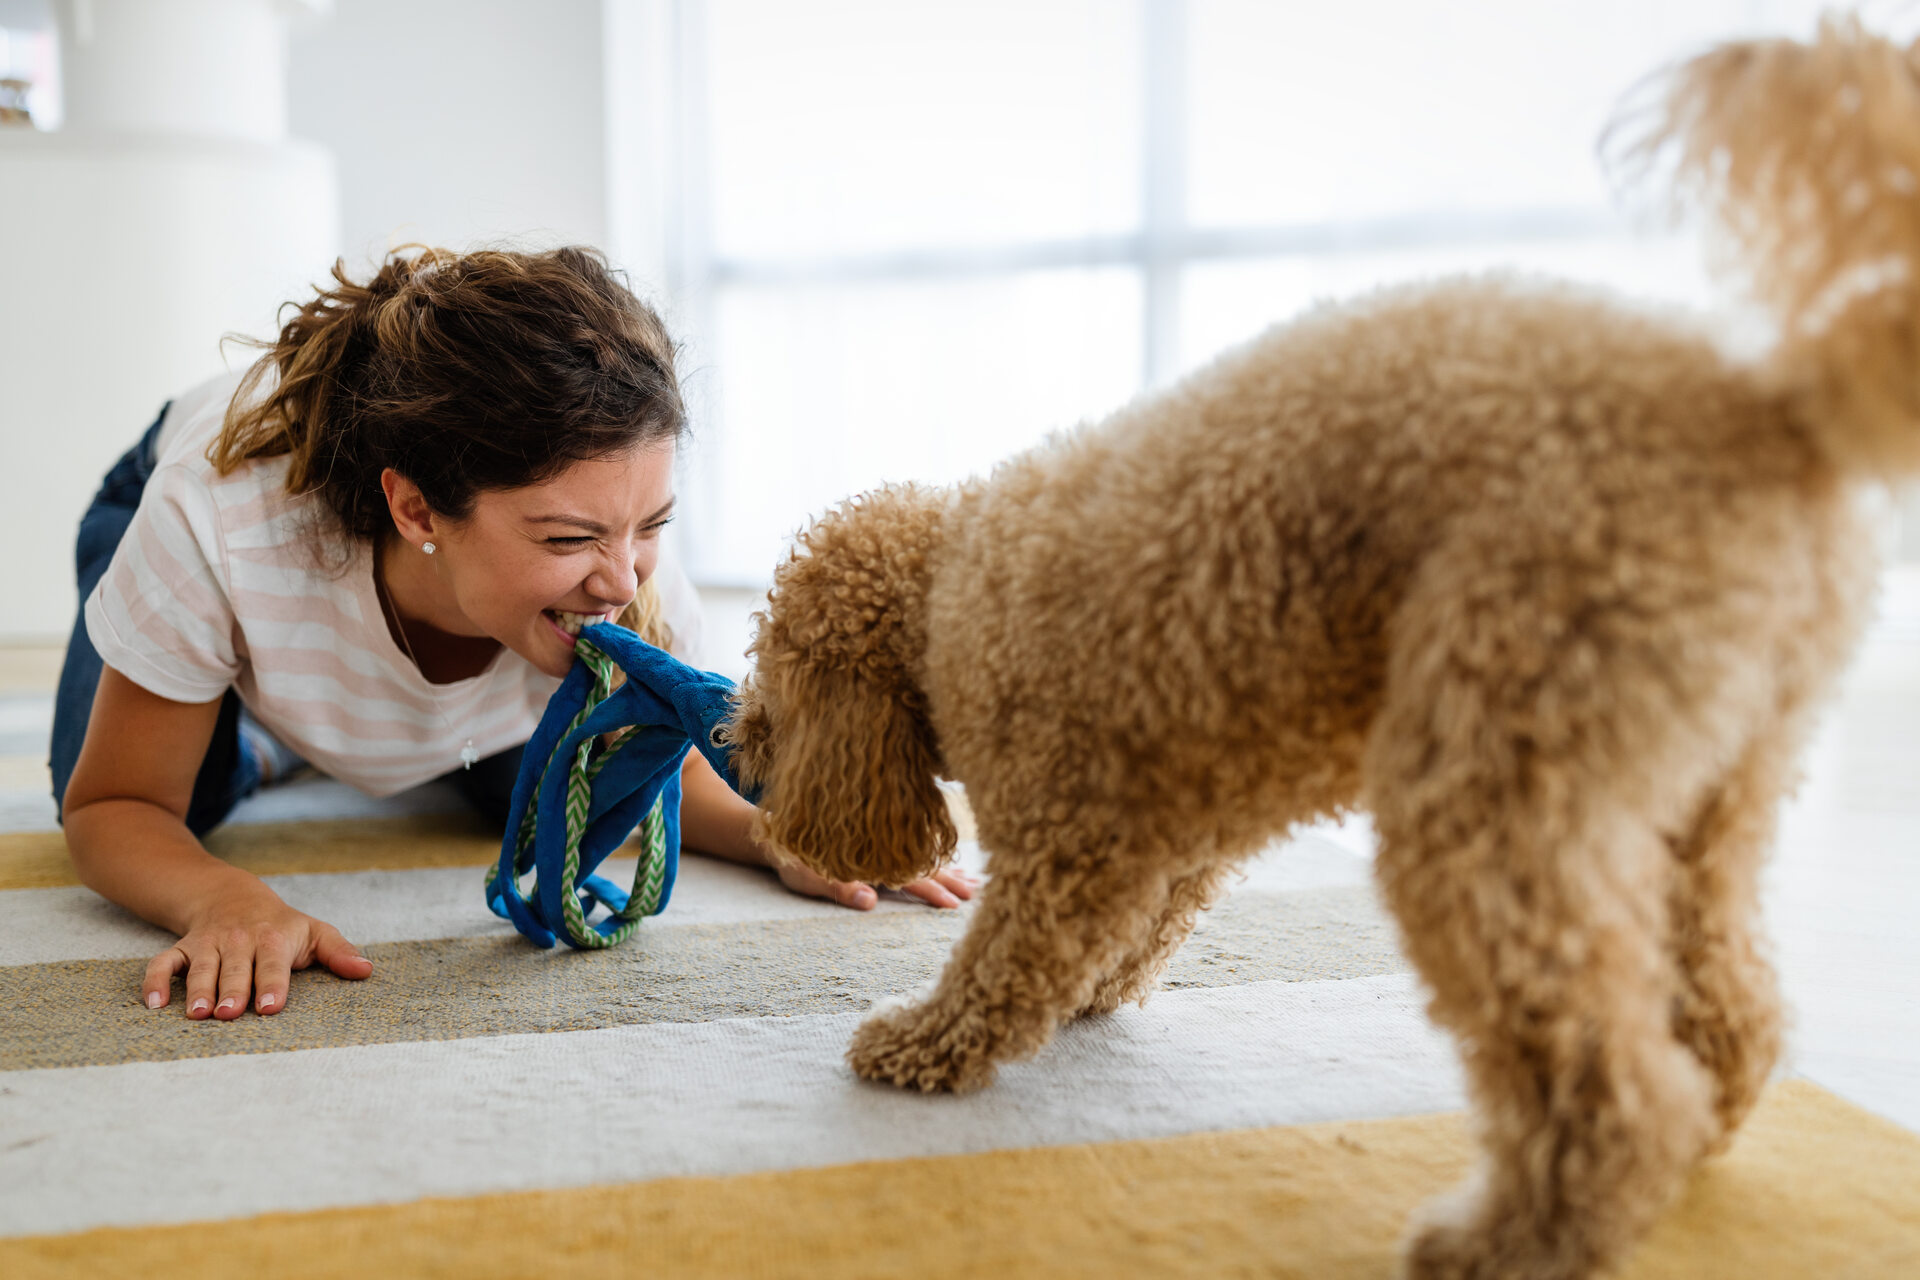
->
[4, 654, 1918, 1277]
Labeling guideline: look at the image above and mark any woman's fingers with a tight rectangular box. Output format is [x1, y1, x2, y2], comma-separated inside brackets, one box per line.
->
[896, 866, 979, 909]
[182, 945, 221, 1020]
[901, 877, 962, 909]
[933, 867, 978, 899]
[213, 930, 255, 1020]
[773, 859, 876, 909]
[251, 928, 295, 1015]
[148, 911, 368, 1021]
[828, 879, 878, 910]
[310, 924, 374, 981]
[778, 859, 982, 911]
[142, 946, 188, 1010]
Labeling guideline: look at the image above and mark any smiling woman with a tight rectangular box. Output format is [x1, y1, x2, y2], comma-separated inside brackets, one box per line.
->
[46, 244, 975, 1028]
[376, 447, 680, 685]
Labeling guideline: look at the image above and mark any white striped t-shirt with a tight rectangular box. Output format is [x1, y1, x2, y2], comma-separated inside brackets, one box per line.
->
[83, 370, 705, 798]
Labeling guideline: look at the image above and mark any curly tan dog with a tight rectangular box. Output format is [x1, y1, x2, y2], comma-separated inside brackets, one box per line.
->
[724, 20, 1920, 1279]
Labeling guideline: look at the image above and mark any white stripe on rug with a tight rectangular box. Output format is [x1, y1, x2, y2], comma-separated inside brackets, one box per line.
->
[0, 972, 1457, 1236]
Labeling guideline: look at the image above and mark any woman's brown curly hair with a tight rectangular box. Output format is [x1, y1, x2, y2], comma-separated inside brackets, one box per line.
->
[213, 244, 685, 641]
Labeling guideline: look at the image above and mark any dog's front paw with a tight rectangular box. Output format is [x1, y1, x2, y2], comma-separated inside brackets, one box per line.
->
[847, 1000, 998, 1094]
[1069, 992, 1124, 1021]
[1070, 970, 1158, 1020]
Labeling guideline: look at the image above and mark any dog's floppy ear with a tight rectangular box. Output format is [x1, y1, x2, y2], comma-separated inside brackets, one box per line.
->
[728, 482, 956, 887]
[745, 658, 956, 887]
[719, 673, 775, 799]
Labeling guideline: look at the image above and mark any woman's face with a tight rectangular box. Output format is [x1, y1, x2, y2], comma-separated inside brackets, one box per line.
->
[433, 443, 677, 679]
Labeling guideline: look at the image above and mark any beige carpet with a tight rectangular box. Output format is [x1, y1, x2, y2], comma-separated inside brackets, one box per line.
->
[3, 644, 1917, 1277]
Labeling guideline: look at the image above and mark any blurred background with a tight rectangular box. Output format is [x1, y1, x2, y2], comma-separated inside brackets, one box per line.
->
[1, 0, 1916, 655]
[0, 0, 1912, 1134]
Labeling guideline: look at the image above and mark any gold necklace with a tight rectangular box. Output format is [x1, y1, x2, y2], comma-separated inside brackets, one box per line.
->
[375, 551, 480, 770]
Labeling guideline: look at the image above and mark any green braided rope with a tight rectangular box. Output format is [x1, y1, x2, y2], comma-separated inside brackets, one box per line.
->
[483, 634, 671, 948]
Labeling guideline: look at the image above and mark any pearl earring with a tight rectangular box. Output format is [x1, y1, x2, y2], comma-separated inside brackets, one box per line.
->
[422, 541, 437, 555]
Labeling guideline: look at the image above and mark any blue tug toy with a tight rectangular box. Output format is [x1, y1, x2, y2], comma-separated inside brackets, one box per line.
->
[486, 621, 747, 949]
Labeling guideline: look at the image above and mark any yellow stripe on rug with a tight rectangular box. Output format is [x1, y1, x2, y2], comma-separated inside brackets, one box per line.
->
[0, 793, 978, 889]
[0, 814, 502, 889]
[5, 1080, 1914, 1280]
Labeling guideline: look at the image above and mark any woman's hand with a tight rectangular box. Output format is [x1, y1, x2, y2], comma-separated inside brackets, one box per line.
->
[676, 747, 980, 909]
[774, 860, 979, 911]
[144, 879, 373, 1018]
[61, 672, 374, 1019]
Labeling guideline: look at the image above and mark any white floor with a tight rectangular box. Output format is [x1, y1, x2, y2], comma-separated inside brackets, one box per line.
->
[1765, 569, 1920, 1132]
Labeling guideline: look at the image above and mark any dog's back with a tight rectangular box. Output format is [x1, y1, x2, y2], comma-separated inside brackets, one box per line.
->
[924, 275, 1869, 855]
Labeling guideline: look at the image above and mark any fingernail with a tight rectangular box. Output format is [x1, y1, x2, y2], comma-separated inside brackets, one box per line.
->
[855, 890, 876, 907]
[146, 991, 163, 1010]
[191, 998, 209, 1015]
[217, 997, 235, 1013]
[258, 993, 276, 1011]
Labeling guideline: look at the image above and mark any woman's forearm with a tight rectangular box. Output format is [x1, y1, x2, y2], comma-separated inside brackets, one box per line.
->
[63, 798, 274, 936]
[675, 748, 768, 866]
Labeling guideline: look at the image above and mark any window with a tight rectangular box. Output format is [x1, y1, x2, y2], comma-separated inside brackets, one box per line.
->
[622, 0, 1864, 585]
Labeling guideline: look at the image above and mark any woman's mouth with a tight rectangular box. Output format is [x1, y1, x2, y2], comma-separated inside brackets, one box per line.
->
[543, 609, 610, 642]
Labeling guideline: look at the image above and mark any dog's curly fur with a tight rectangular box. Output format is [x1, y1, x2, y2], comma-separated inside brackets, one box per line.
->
[724, 19, 1919, 1279]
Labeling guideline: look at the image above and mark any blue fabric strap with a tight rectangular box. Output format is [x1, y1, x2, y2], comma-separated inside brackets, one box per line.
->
[486, 622, 747, 949]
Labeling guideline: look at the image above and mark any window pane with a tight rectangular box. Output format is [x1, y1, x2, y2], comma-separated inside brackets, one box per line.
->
[704, 0, 1140, 260]
[1185, 0, 1818, 229]
[1178, 236, 1713, 378]
[692, 268, 1143, 581]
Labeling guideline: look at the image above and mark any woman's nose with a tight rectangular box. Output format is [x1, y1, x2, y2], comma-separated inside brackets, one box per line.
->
[579, 537, 648, 606]
[586, 542, 643, 606]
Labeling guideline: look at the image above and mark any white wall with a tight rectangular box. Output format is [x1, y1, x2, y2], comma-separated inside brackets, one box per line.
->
[286, 0, 607, 265]
[0, 1, 619, 645]
[0, 0, 338, 644]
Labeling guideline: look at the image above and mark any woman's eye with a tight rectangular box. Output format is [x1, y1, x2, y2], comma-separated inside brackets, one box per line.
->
[547, 517, 670, 546]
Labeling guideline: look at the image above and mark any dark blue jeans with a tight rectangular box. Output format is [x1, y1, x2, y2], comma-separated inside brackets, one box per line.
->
[49, 408, 527, 836]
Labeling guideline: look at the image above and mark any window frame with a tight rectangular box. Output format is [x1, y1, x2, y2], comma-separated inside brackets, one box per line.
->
[628, 0, 1903, 585]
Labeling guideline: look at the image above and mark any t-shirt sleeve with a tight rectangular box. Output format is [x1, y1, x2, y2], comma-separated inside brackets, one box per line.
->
[652, 539, 707, 668]
[83, 463, 241, 704]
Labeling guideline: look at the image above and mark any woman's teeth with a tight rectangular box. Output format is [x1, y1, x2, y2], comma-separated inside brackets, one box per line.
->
[547, 610, 606, 636]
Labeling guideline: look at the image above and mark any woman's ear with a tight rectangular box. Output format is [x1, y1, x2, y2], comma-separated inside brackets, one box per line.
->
[747, 659, 955, 888]
[379, 467, 436, 548]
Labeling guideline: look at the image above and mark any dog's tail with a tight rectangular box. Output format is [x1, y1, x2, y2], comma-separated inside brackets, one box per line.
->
[1621, 14, 1920, 479]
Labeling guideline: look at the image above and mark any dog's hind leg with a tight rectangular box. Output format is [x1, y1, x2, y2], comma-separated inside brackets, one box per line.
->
[1365, 562, 1739, 1280]
[1666, 690, 1827, 1151]
[1373, 753, 1718, 1280]
[1664, 725, 1803, 1153]
[846, 824, 1176, 1093]
[1071, 862, 1237, 1018]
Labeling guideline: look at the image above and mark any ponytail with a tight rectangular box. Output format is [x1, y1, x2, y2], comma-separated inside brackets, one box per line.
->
[214, 245, 686, 562]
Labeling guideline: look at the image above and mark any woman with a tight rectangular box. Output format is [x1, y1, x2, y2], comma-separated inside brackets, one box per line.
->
[51, 245, 973, 1022]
